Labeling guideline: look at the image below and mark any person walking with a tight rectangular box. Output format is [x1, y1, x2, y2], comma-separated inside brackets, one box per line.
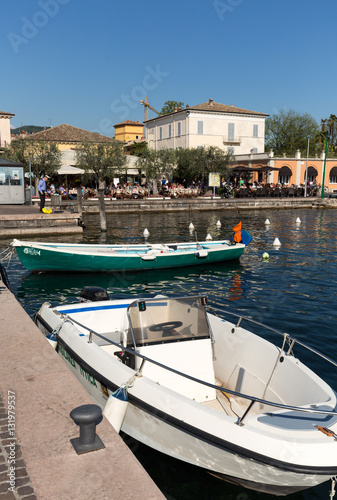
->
[38, 174, 49, 212]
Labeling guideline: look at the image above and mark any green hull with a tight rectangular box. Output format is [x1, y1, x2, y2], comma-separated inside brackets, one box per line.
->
[15, 244, 245, 272]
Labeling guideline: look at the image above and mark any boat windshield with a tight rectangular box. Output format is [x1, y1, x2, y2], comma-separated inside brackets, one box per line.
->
[126, 296, 211, 347]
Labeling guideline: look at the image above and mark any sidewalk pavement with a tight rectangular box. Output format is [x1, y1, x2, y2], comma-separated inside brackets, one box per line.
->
[0, 284, 165, 500]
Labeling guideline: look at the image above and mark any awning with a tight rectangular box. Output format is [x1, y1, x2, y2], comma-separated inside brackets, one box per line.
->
[232, 165, 280, 173]
[279, 166, 292, 176]
[329, 166, 337, 176]
[57, 165, 85, 175]
[307, 166, 318, 176]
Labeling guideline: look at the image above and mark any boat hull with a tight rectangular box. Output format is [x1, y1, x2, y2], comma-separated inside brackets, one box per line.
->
[35, 295, 337, 497]
[14, 241, 245, 272]
[50, 332, 335, 496]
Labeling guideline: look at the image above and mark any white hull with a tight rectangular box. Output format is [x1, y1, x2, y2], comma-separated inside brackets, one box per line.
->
[36, 295, 337, 496]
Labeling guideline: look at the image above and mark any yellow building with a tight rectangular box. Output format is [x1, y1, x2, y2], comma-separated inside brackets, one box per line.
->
[114, 120, 144, 142]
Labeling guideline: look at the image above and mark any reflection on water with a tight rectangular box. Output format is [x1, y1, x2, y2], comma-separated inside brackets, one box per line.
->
[2, 208, 337, 499]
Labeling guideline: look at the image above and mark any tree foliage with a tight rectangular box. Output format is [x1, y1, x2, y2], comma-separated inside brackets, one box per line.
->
[136, 149, 176, 195]
[3, 139, 61, 192]
[76, 141, 126, 186]
[127, 141, 148, 157]
[321, 114, 337, 156]
[160, 100, 184, 115]
[76, 141, 127, 231]
[265, 109, 320, 156]
[176, 146, 232, 184]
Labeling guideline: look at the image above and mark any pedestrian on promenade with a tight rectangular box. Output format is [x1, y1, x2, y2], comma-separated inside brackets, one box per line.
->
[38, 174, 49, 212]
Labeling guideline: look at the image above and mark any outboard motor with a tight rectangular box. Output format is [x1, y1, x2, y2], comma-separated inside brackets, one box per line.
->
[80, 286, 110, 302]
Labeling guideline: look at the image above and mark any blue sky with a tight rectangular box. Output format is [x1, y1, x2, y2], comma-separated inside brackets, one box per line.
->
[2, 0, 336, 136]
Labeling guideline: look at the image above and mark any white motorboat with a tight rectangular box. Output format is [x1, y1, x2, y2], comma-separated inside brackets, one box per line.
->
[35, 290, 337, 496]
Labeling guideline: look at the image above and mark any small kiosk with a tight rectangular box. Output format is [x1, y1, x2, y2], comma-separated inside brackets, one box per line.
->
[0, 159, 25, 204]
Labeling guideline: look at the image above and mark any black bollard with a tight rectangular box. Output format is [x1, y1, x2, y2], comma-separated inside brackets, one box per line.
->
[70, 404, 105, 454]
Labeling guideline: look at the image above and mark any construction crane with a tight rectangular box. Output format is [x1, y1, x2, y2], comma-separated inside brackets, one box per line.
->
[140, 96, 160, 121]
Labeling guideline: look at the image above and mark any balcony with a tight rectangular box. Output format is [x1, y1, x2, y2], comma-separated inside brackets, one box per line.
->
[223, 136, 241, 145]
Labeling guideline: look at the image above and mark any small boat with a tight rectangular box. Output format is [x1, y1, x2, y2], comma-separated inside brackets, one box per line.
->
[11, 225, 251, 272]
[35, 289, 337, 496]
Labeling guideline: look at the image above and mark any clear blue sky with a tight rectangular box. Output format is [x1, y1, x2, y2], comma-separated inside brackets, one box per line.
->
[1, 0, 336, 136]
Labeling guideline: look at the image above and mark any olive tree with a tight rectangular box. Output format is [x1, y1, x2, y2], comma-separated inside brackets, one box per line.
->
[136, 149, 176, 196]
[76, 141, 126, 231]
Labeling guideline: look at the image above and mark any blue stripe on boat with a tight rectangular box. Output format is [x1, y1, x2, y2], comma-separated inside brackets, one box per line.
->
[58, 301, 168, 314]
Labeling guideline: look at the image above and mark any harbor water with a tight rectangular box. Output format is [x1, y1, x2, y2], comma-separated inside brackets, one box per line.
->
[2, 207, 337, 500]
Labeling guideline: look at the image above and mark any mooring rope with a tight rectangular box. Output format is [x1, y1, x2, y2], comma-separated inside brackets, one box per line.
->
[0, 247, 15, 269]
[330, 477, 336, 500]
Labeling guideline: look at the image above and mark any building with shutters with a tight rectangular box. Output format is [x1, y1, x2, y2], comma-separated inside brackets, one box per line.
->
[144, 99, 268, 155]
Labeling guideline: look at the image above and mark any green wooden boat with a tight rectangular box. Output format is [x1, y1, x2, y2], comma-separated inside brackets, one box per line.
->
[11, 238, 247, 272]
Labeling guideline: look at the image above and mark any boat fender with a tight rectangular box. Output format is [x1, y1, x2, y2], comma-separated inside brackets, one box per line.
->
[196, 249, 208, 258]
[141, 253, 156, 261]
[103, 386, 128, 433]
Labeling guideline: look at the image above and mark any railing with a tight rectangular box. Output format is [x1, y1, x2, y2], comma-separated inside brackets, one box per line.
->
[57, 297, 337, 426]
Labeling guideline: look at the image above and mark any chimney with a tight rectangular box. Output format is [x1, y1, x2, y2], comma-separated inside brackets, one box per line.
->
[208, 98, 213, 105]
[174, 107, 177, 112]
[186, 104, 189, 108]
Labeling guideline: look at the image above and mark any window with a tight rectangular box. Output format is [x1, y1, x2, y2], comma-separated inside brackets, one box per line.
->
[177, 122, 181, 136]
[253, 124, 258, 137]
[197, 121, 203, 135]
[168, 124, 172, 138]
[251, 148, 258, 154]
[159, 127, 162, 140]
[329, 167, 337, 183]
[228, 123, 234, 141]
[279, 174, 290, 184]
[135, 135, 139, 139]
[228, 147, 234, 155]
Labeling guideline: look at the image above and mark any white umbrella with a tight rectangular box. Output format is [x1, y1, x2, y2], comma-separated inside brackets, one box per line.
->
[56, 165, 85, 175]
[56, 165, 85, 192]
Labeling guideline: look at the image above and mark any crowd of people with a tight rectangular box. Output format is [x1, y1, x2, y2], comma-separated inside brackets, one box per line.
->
[232, 179, 320, 198]
[35, 174, 321, 211]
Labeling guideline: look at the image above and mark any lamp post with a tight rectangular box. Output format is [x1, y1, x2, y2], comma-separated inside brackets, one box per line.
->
[29, 156, 32, 190]
[321, 133, 329, 199]
[304, 137, 310, 198]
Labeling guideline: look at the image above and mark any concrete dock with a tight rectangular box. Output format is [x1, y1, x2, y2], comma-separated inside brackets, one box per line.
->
[0, 204, 82, 238]
[0, 284, 165, 500]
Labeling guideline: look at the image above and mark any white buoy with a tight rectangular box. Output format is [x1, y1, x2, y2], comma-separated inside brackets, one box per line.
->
[273, 238, 281, 247]
[103, 386, 128, 433]
[216, 220, 221, 227]
[206, 233, 212, 240]
[296, 217, 301, 224]
[143, 228, 150, 238]
[189, 222, 194, 230]
[265, 219, 270, 225]
[262, 252, 269, 260]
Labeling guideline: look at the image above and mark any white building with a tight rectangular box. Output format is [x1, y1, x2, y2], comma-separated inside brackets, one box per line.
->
[145, 99, 268, 155]
[0, 110, 15, 148]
